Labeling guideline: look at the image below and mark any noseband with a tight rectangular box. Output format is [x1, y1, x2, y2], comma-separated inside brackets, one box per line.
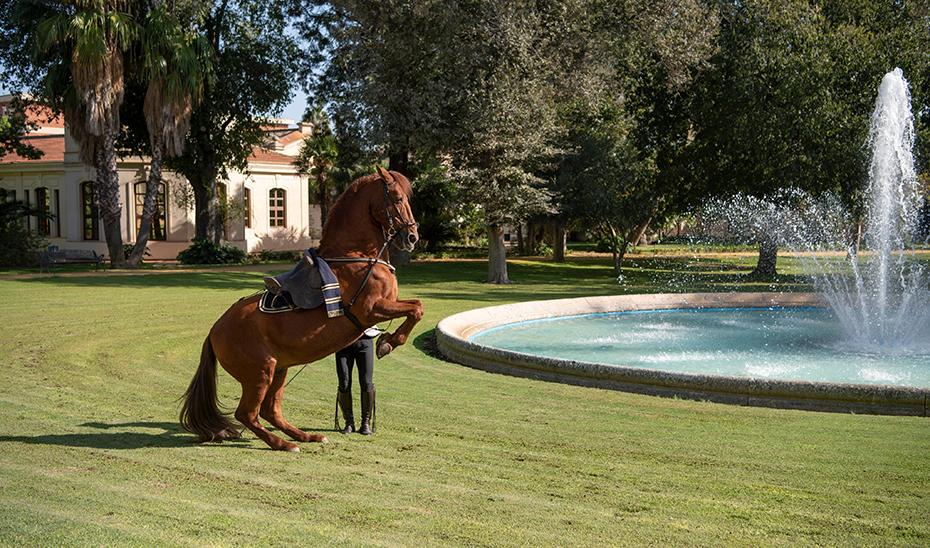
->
[381, 180, 418, 245]
[323, 179, 417, 334]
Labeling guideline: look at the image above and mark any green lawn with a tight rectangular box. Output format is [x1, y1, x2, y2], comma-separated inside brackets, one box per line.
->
[0, 256, 927, 546]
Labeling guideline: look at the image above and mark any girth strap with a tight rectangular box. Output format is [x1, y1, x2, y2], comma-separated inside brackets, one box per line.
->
[342, 306, 366, 332]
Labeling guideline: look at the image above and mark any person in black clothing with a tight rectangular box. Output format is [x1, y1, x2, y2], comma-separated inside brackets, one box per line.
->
[335, 327, 381, 435]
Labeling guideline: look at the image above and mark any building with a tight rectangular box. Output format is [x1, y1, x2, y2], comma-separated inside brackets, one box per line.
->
[0, 95, 321, 260]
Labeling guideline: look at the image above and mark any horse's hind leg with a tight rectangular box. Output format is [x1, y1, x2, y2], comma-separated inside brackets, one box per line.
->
[260, 368, 328, 444]
[233, 363, 300, 452]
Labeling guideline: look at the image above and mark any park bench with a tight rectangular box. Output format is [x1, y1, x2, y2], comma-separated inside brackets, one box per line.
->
[39, 246, 105, 272]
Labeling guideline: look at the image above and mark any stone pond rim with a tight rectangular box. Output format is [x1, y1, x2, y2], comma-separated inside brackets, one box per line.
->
[435, 292, 929, 417]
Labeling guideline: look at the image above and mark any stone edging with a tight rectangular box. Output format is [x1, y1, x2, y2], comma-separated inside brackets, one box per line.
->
[436, 292, 929, 417]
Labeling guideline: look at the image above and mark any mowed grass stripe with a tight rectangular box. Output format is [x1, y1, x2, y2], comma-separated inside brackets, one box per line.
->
[0, 257, 928, 545]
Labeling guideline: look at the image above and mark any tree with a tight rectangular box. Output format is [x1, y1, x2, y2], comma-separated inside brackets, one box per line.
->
[548, 0, 718, 275]
[35, 0, 137, 266]
[688, 0, 930, 276]
[301, 0, 561, 283]
[557, 104, 653, 275]
[167, 0, 299, 243]
[293, 107, 339, 226]
[449, 2, 563, 283]
[127, 1, 209, 266]
[299, 0, 466, 176]
[0, 96, 42, 161]
[0, 188, 48, 266]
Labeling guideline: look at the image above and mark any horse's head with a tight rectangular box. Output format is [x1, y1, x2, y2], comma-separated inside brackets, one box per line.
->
[373, 166, 419, 252]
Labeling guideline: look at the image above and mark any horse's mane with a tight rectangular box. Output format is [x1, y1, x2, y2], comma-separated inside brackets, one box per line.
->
[322, 174, 381, 236]
[322, 171, 412, 237]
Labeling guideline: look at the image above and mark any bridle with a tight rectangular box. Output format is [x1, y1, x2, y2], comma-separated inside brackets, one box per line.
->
[380, 179, 418, 246]
[323, 177, 418, 333]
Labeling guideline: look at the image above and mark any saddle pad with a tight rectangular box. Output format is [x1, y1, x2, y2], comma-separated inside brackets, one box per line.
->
[261, 249, 344, 317]
[258, 290, 297, 314]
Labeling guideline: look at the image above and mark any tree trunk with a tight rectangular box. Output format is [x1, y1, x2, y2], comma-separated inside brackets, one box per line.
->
[607, 224, 629, 276]
[751, 237, 778, 277]
[192, 180, 211, 241]
[614, 241, 631, 276]
[487, 224, 511, 284]
[191, 165, 220, 243]
[128, 135, 163, 267]
[627, 217, 652, 249]
[317, 173, 329, 227]
[525, 221, 538, 255]
[388, 146, 408, 175]
[847, 219, 863, 256]
[516, 224, 525, 255]
[552, 219, 566, 262]
[208, 183, 222, 244]
[95, 128, 125, 267]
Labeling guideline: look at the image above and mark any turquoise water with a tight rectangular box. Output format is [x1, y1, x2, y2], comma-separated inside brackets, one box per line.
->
[471, 308, 930, 388]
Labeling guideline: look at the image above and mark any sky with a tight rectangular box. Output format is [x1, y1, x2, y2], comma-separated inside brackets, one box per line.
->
[280, 92, 308, 123]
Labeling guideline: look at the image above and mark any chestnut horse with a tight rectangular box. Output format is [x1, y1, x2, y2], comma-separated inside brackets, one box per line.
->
[180, 167, 423, 451]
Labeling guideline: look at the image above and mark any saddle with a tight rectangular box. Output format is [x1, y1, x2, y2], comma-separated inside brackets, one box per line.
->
[261, 249, 344, 317]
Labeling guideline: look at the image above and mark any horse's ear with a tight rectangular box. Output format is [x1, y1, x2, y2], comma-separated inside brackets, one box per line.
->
[376, 166, 395, 185]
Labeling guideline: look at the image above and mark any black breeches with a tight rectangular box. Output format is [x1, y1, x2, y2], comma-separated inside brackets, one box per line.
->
[335, 338, 375, 392]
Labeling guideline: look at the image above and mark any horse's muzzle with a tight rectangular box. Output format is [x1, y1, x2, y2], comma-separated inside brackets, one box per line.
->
[403, 230, 419, 251]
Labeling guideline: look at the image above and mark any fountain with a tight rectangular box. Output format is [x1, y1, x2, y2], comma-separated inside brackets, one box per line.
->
[817, 68, 929, 351]
[437, 69, 930, 415]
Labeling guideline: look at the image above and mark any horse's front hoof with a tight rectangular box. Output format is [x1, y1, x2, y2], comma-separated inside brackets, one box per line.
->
[283, 444, 300, 452]
[377, 342, 393, 358]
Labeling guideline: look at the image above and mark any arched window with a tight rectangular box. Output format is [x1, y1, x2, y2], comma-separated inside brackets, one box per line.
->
[243, 188, 252, 229]
[81, 182, 98, 240]
[35, 187, 50, 236]
[269, 188, 286, 227]
[134, 181, 167, 241]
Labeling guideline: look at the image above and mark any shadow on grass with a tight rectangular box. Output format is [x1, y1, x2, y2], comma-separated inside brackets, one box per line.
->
[0, 420, 341, 451]
[9, 257, 814, 299]
[0, 421, 252, 450]
[412, 329, 442, 359]
[14, 271, 268, 291]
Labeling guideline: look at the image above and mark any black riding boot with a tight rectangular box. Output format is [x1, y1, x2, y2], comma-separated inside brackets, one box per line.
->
[359, 387, 375, 435]
[336, 391, 355, 434]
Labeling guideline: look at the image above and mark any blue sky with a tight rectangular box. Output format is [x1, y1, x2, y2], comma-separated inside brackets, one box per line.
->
[280, 91, 308, 123]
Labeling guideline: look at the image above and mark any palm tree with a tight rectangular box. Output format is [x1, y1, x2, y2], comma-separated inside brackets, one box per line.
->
[127, 1, 209, 266]
[37, 0, 137, 267]
[294, 130, 339, 226]
[37, 0, 137, 266]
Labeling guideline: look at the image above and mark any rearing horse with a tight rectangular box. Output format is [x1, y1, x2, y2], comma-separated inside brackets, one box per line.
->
[180, 167, 423, 452]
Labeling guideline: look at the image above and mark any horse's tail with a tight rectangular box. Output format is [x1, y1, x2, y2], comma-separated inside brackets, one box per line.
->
[179, 335, 240, 442]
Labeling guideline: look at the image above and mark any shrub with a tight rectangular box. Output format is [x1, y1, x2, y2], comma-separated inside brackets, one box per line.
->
[177, 239, 246, 265]
[594, 237, 617, 253]
[0, 189, 46, 267]
[256, 249, 302, 263]
[122, 244, 151, 261]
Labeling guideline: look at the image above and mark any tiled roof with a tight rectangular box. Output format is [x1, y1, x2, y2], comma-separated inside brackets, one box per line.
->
[26, 105, 64, 128]
[248, 147, 299, 165]
[1, 134, 297, 169]
[0, 134, 65, 164]
[277, 130, 305, 146]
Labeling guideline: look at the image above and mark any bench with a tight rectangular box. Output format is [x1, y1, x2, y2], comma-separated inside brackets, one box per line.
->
[39, 247, 105, 272]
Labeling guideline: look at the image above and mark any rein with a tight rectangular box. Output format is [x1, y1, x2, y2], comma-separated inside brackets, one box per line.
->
[323, 179, 415, 332]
